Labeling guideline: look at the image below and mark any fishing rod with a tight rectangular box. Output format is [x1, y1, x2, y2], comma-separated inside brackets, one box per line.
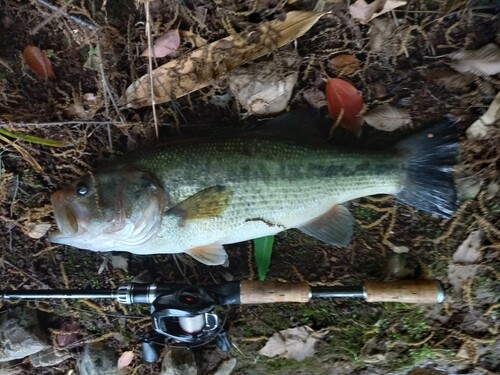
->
[0, 279, 445, 362]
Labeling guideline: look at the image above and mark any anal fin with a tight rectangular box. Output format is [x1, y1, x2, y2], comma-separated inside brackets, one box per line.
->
[297, 204, 353, 247]
[186, 244, 228, 266]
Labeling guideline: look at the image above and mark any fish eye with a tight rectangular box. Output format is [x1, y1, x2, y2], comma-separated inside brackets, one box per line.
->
[75, 182, 89, 196]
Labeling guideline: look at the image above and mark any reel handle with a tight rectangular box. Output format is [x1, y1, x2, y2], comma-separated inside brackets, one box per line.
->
[364, 280, 445, 304]
[238, 280, 445, 304]
[239, 281, 310, 304]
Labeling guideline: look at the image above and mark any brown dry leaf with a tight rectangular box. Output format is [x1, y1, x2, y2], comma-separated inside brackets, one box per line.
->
[349, 0, 407, 24]
[368, 18, 396, 53]
[363, 104, 411, 131]
[420, 66, 475, 92]
[179, 30, 208, 48]
[448, 43, 500, 76]
[329, 54, 360, 75]
[121, 11, 327, 108]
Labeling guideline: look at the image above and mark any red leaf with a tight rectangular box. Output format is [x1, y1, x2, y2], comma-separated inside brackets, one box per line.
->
[325, 78, 363, 136]
[22, 45, 56, 81]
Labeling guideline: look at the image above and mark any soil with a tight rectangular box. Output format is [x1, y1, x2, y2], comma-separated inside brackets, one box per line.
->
[0, 1, 499, 374]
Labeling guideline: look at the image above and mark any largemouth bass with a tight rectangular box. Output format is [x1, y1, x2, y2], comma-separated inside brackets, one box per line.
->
[50, 116, 458, 265]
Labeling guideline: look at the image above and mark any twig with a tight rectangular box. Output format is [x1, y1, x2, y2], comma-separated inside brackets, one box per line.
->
[144, 0, 160, 140]
[3, 259, 49, 287]
[35, 0, 97, 32]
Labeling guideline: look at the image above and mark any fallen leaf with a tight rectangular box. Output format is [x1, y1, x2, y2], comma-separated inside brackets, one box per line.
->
[368, 18, 396, 53]
[380, 253, 415, 281]
[456, 174, 483, 200]
[302, 87, 327, 109]
[141, 29, 180, 58]
[229, 53, 299, 116]
[122, 11, 327, 108]
[55, 319, 81, 348]
[117, 350, 134, 369]
[363, 104, 411, 131]
[25, 223, 51, 239]
[22, 45, 56, 81]
[179, 30, 207, 48]
[363, 354, 386, 363]
[349, 0, 407, 24]
[385, 241, 409, 254]
[329, 54, 360, 75]
[466, 91, 500, 140]
[23, 45, 56, 81]
[325, 78, 364, 136]
[453, 230, 483, 264]
[447, 264, 479, 296]
[420, 67, 475, 92]
[259, 326, 319, 361]
[212, 358, 237, 375]
[448, 43, 500, 76]
[111, 253, 129, 273]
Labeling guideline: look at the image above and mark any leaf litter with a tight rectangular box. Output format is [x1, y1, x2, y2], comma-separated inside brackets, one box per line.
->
[349, 0, 407, 24]
[363, 104, 412, 131]
[259, 326, 321, 361]
[0, 1, 499, 374]
[448, 43, 500, 76]
[140, 29, 180, 58]
[122, 10, 327, 108]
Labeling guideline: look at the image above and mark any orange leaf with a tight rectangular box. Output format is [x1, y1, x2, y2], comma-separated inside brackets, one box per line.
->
[325, 78, 363, 136]
[330, 54, 360, 75]
[22, 45, 56, 81]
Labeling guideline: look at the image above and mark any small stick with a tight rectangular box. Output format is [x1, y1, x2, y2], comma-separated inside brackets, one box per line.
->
[34, 0, 97, 33]
[144, 0, 160, 140]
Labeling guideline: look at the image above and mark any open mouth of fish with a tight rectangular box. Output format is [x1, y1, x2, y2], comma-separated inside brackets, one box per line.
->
[50, 190, 89, 238]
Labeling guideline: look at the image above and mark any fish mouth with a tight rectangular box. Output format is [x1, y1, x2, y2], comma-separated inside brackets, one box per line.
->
[50, 190, 89, 240]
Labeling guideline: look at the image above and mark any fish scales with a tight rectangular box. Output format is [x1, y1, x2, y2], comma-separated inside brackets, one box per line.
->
[128, 139, 403, 223]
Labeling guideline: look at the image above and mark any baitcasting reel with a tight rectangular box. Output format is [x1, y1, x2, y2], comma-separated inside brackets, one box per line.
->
[1, 279, 445, 362]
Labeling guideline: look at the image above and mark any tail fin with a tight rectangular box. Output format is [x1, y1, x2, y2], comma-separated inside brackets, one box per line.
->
[395, 118, 459, 218]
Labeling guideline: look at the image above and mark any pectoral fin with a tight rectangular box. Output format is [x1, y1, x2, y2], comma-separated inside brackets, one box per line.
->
[186, 244, 228, 266]
[298, 204, 353, 247]
[167, 186, 233, 222]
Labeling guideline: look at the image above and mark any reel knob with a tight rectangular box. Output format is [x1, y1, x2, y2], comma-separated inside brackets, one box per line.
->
[142, 332, 162, 363]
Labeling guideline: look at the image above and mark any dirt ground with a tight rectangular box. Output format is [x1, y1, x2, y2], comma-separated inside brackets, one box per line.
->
[0, 0, 499, 374]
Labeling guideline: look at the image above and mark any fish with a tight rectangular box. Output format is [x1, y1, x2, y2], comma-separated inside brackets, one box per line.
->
[49, 114, 459, 266]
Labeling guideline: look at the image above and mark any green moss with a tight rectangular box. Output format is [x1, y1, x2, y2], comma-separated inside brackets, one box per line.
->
[353, 206, 382, 222]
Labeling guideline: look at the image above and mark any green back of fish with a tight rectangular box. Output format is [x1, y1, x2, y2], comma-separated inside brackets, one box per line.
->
[115, 137, 404, 212]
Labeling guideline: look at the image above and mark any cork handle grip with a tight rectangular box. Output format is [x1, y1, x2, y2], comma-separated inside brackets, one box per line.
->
[240, 281, 310, 304]
[364, 280, 445, 304]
